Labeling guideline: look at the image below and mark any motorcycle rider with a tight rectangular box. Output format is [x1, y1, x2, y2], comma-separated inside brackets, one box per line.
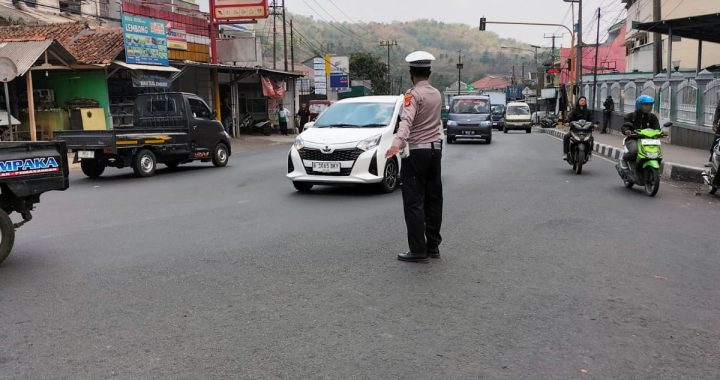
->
[705, 96, 720, 167]
[620, 95, 660, 169]
[563, 96, 594, 159]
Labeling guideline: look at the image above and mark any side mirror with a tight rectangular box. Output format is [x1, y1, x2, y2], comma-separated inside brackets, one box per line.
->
[212, 110, 218, 119]
[304, 121, 315, 129]
[663, 122, 673, 128]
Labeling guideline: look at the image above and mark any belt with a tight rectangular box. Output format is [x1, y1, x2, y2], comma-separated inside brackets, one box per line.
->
[409, 141, 443, 150]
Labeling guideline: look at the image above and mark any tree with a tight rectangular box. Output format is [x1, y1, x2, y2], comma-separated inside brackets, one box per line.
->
[350, 52, 389, 95]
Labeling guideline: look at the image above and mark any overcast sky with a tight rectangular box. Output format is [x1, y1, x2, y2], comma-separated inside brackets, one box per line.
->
[201, 0, 629, 48]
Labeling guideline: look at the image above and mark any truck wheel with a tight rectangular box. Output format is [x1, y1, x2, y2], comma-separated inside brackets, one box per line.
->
[526, 128, 532, 134]
[0, 210, 16, 266]
[212, 143, 229, 167]
[80, 159, 105, 178]
[133, 149, 157, 177]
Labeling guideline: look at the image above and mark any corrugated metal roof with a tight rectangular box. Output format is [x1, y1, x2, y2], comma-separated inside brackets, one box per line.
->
[0, 40, 52, 77]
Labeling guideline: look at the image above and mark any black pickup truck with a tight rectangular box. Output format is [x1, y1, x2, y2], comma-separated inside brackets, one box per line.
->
[0, 141, 69, 264]
[55, 92, 231, 178]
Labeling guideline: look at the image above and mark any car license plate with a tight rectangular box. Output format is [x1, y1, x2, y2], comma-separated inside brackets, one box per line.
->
[492, 122, 498, 126]
[463, 131, 475, 135]
[78, 151, 95, 159]
[641, 139, 662, 146]
[312, 162, 341, 173]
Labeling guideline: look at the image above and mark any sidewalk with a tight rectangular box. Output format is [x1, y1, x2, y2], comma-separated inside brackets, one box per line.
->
[537, 126, 708, 183]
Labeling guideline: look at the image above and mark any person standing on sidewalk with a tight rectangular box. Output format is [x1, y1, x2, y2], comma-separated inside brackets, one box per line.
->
[221, 97, 233, 136]
[296, 103, 310, 134]
[385, 51, 443, 263]
[706, 98, 720, 167]
[602, 95, 614, 134]
[277, 103, 290, 136]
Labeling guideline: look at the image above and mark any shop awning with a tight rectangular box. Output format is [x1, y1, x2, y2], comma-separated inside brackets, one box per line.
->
[0, 40, 54, 77]
[634, 13, 720, 43]
[112, 60, 181, 72]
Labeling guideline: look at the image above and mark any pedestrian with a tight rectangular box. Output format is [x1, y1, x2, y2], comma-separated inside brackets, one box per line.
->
[706, 96, 720, 167]
[563, 96, 594, 159]
[385, 51, 443, 263]
[296, 103, 310, 134]
[277, 103, 290, 136]
[221, 97, 233, 136]
[602, 95, 614, 134]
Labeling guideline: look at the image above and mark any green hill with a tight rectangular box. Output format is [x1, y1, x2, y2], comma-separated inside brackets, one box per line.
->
[259, 14, 539, 91]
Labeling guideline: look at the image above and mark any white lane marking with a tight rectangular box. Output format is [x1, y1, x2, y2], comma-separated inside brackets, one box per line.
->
[237, 200, 251, 204]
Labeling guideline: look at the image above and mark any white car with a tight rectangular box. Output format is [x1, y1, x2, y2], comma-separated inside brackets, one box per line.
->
[287, 96, 403, 193]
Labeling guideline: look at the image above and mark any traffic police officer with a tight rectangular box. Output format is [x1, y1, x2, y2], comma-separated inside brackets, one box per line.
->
[385, 51, 444, 262]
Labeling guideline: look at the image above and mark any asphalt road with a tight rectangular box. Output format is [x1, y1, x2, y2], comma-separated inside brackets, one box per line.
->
[1, 131, 719, 379]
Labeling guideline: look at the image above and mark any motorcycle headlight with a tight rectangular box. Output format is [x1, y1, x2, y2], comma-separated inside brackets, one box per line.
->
[357, 134, 382, 151]
[294, 137, 304, 151]
[645, 152, 659, 159]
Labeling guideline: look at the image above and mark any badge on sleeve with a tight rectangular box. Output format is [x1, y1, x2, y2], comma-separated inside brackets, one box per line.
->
[404, 93, 413, 107]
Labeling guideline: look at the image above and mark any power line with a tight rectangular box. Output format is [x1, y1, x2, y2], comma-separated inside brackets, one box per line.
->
[327, 0, 357, 23]
[298, 0, 366, 45]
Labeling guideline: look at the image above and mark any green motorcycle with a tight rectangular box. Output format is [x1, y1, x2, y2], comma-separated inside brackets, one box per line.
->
[615, 125, 670, 197]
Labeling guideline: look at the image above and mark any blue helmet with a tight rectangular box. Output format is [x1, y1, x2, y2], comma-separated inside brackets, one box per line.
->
[636, 95, 654, 110]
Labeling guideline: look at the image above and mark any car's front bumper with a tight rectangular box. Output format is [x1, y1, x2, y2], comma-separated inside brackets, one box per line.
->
[286, 147, 384, 185]
[447, 124, 492, 138]
[504, 121, 532, 130]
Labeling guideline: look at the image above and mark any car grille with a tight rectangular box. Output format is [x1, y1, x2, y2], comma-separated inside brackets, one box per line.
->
[458, 124, 481, 127]
[299, 148, 363, 162]
[306, 167, 354, 176]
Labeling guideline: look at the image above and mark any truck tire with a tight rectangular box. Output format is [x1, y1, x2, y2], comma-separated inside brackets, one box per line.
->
[133, 149, 157, 177]
[80, 159, 105, 178]
[0, 210, 16, 266]
[212, 143, 229, 167]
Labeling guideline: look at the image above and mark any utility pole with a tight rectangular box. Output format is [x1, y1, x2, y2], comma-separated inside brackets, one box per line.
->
[576, 0, 583, 94]
[592, 7, 601, 110]
[282, 0, 288, 72]
[290, 19, 295, 71]
[512, 65, 516, 85]
[272, 0, 277, 69]
[653, 0, 662, 75]
[544, 34, 563, 64]
[457, 50, 464, 95]
[521, 62, 525, 84]
[379, 40, 398, 94]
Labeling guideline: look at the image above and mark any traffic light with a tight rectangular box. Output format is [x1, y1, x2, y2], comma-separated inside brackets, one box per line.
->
[479, 17, 486, 31]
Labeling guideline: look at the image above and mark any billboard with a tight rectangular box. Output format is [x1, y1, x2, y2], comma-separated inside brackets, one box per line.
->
[214, 0, 269, 21]
[330, 74, 349, 90]
[313, 57, 327, 95]
[122, 14, 168, 66]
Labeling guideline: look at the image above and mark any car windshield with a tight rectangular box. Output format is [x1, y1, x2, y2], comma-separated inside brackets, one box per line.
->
[314, 102, 395, 128]
[507, 105, 530, 116]
[491, 105, 506, 115]
[451, 99, 490, 114]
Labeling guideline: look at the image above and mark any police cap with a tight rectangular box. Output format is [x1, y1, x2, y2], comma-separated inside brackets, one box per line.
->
[405, 51, 436, 68]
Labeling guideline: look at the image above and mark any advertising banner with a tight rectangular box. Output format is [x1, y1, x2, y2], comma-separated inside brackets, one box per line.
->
[131, 71, 171, 88]
[166, 24, 188, 51]
[313, 57, 327, 95]
[214, 0, 269, 21]
[330, 74, 349, 90]
[122, 14, 168, 66]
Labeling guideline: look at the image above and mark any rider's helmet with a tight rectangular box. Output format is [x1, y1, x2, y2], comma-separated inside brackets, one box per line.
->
[636, 95, 654, 114]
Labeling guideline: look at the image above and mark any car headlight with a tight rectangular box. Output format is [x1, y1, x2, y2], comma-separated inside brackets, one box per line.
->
[294, 137, 304, 151]
[357, 134, 382, 151]
[481, 121, 492, 127]
[447, 120, 458, 127]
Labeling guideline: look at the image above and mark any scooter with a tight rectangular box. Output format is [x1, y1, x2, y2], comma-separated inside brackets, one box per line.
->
[540, 113, 558, 128]
[566, 120, 594, 175]
[615, 122, 671, 197]
[701, 136, 720, 195]
[239, 114, 273, 136]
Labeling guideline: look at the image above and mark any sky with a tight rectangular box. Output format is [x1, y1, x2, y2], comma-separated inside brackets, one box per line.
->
[200, 0, 629, 48]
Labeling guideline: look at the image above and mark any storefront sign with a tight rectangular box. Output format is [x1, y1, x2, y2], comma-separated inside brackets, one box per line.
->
[131, 71, 171, 88]
[166, 24, 188, 51]
[122, 14, 169, 66]
[213, 0, 269, 20]
[330, 74, 349, 90]
[313, 57, 326, 96]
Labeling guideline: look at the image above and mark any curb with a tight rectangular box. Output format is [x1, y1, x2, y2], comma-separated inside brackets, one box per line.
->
[534, 127, 706, 184]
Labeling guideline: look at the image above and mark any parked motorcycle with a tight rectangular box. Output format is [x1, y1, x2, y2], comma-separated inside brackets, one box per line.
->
[565, 119, 594, 175]
[239, 114, 273, 136]
[615, 122, 671, 197]
[701, 136, 720, 195]
[540, 113, 559, 128]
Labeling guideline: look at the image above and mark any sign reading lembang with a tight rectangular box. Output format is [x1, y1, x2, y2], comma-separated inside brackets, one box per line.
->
[213, 0, 269, 20]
